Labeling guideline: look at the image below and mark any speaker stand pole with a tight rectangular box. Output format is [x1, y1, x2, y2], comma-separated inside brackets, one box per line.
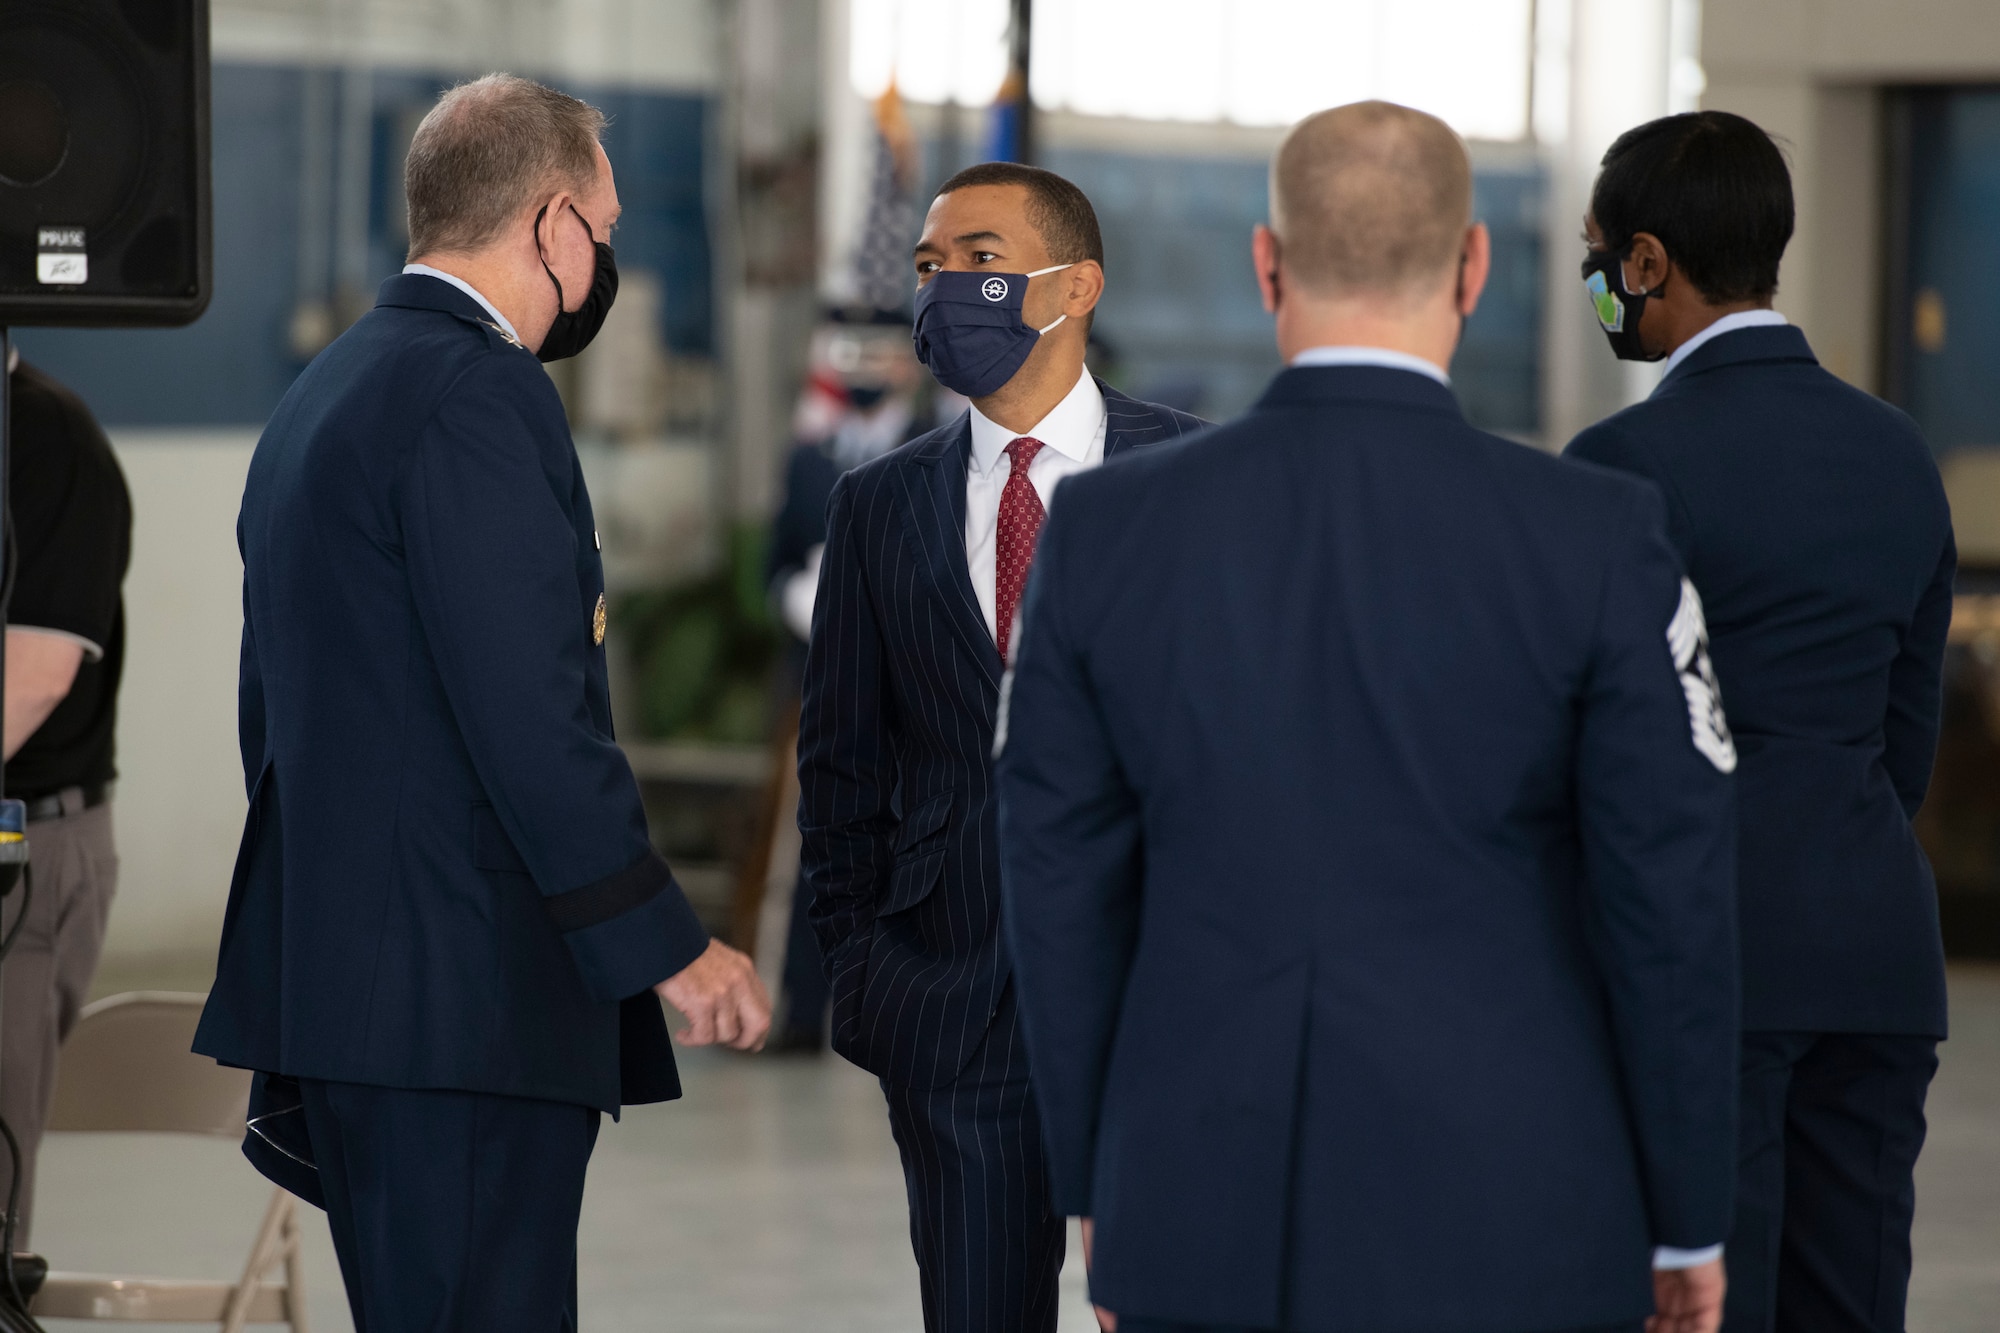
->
[1, 326, 10, 802]
[0, 329, 48, 1333]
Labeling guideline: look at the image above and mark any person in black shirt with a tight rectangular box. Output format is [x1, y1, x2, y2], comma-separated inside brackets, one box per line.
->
[0, 346, 132, 1243]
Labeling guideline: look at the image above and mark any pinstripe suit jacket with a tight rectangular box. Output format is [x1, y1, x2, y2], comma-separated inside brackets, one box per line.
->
[799, 381, 1205, 1089]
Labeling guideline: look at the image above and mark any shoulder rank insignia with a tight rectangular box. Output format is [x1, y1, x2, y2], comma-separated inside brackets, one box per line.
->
[481, 319, 527, 351]
[592, 594, 607, 646]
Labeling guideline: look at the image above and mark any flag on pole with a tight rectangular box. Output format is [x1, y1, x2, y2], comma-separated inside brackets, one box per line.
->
[984, 66, 1028, 164]
[851, 82, 921, 316]
[986, 0, 1033, 163]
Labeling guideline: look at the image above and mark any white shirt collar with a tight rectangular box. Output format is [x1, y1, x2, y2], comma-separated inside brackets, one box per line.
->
[402, 263, 521, 344]
[1289, 345, 1451, 386]
[1664, 309, 1789, 377]
[968, 368, 1105, 475]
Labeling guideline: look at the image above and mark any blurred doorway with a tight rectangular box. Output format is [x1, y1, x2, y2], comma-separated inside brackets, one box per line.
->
[1887, 85, 2000, 957]
[1886, 86, 2000, 458]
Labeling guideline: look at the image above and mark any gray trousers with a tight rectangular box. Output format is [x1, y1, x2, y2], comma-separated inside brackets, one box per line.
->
[0, 796, 117, 1245]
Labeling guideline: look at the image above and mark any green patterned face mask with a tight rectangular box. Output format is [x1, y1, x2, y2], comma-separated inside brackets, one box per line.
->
[1580, 248, 1664, 362]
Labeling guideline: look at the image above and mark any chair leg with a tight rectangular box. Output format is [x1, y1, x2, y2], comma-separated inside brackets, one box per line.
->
[221, 1187, 290, 1333]
[282, 1195, 310, 1333]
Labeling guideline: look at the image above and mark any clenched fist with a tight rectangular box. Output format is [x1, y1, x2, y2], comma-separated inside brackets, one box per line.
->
[1649, 1258, 1725, 1333]
[655, 939, 772, 1051]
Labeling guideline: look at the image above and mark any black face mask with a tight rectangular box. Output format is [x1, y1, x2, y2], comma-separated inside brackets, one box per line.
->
[1580, 248, 1665, 362]
[536, 203, 619, 362]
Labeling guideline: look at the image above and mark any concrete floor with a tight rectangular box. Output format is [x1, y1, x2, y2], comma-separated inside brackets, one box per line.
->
[30, 965, 2000, 1332]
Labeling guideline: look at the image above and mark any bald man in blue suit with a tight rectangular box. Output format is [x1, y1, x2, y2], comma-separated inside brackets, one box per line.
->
[998, 102, 1740, 1333]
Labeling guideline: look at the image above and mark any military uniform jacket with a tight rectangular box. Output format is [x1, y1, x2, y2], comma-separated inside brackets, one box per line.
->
[998, 366, 1740, 1332]
[1569, 326, 1954, 1038]
[194, 275, 709, 1118]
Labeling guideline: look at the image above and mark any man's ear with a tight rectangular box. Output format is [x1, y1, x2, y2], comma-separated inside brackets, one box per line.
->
[1253, 224, 1282, 315]
[533, 192, 579, 260]
[1064, 260, 1106, 319]
[533, 197, 559, 258]
[1624, 231, 1671, 296]
[1457, 222, 1492, 319]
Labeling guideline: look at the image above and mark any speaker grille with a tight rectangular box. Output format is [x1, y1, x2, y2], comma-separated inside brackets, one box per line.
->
[0, 0, 209, 326]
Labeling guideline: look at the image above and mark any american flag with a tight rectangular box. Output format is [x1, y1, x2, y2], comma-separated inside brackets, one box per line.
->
[984, 66, 1028, 164]
[851, 82, 921, 316]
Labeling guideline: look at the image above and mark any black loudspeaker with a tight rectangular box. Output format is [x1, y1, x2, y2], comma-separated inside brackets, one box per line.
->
[0, 0, 211, 327]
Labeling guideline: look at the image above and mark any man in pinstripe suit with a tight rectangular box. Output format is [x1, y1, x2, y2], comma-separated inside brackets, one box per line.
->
[797, 162, 1205, 1333]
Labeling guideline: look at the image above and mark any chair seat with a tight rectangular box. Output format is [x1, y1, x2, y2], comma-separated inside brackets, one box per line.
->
[31, 1273, 290, 1322]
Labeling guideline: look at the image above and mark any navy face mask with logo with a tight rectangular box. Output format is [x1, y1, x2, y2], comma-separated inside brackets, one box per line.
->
[911, 264, 1073, 398]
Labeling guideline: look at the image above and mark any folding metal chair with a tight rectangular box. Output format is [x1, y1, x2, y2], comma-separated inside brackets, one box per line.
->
[28, 991, 307, 1331]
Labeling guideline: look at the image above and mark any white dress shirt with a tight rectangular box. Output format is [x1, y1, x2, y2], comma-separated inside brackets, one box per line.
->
[965, 368, 1107, 643]
[402, 263, 521, 344]
[1290, 344, 1452, 384]
[1664, 308, 1789, 377]
[1291, 340, 1724, 1276]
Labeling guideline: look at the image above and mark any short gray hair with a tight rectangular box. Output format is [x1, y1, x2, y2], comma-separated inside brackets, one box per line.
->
[1271, 101, 1471, 302]
[405, 73, 606, 259]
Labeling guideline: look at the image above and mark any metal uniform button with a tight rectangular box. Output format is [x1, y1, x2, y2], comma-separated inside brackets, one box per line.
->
[592, 594, 607, 646]
[594, 529, 601, 551]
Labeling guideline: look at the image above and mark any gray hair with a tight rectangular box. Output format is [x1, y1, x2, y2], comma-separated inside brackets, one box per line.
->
[404, 73, 606, 260]
[1270, 101, 1472, 302]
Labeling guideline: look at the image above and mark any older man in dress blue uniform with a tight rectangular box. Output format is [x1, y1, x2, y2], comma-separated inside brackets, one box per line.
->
[997, 102, 1740, 1333]
[195, 75, 769, 1333]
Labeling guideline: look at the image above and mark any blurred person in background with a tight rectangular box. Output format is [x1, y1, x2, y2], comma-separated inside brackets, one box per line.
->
[194, 74, 768, 1332]
[1567, 111, 1955, 1333]
[770, 308, 929, 650]
[765, 307, 929, 1052]
[998, 101, 1738, 1333]
[0, 345, 131, 1246]
[797, 162, 1205, 1333]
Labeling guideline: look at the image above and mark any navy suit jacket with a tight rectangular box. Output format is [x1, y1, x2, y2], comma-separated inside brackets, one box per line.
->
[194, 276, 710, 1119]
[998, 366, 1740, 1331]
[1568, 326, 1954, 1038]
[797, 383, 1204, 1090]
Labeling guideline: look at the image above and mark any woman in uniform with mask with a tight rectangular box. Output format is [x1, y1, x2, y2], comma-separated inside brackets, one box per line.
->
[1565, 110, 1955, 1333]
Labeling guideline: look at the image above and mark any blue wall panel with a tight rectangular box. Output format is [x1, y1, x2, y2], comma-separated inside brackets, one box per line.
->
[1042, 147, 1285, 421]
[15, 64, 715, 428]
[591, 87, 714, 356]
[1892, 86, 2000, 455]
[1458, 163, 1545, 436]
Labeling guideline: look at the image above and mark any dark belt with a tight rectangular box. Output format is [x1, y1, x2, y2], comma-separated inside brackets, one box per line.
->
[22, 784, 108, 823]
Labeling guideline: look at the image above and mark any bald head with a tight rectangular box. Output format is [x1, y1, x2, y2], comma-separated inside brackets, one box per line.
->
[1270, 101, 1472, 304]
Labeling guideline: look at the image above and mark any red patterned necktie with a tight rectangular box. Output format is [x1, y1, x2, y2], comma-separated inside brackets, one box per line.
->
[995, 436, 1047, 666]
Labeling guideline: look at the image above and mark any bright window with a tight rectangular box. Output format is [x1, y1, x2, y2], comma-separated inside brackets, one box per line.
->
[851, 0, 1536, 142]
[849, 0, 1013, 109]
